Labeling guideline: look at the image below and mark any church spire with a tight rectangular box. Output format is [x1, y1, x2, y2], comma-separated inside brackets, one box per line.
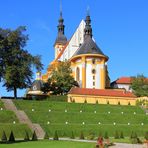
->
[84, 7, 93, 40]
[54, 1, 67, 46]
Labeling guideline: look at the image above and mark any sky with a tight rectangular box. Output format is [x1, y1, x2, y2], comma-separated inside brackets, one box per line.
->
[0, 0, 148, 97]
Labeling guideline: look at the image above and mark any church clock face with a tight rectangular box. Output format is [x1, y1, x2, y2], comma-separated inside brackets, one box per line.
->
[33, 85, 37, 91]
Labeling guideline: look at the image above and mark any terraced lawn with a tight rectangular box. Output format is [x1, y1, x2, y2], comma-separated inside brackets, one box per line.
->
[14, 100, 148, 137]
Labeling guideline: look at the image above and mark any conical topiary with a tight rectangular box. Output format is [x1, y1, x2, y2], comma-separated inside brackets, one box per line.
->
[32, 131, 38, 141]
[79, 131, 85, 140]
[44, 132, 49, 140]
[104, 131, 109, 139]
[24, 130, 30, 141]
[70, 131, 75, 139]
[114, 131, 119, 139]
[9, 131, 15, 142]
[120, 131, 124, 139]
[1, 131, 7, 142]
[53, 131, 59, 140]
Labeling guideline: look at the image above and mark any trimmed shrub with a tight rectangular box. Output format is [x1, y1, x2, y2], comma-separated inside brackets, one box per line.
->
[53, 131, 59, 140]
[84, 99, 87, 103]
[128, 102, 131, 106]
[118, 101, 120, 105]
[44, 132, 49, 140]
[114, 131, 119, 139]
[120, 131, 124, 139]
[104, 131, 109, 139]
[145, 132, 148, 140]
[1, 131, 7, 142]
[79, 131, 85, 140]
[70, 131, 75, 139]
[107, 101, 109, 104]
[9, 131, 15, 142]
[96, 100, 98, 104]
[24, 130, 30, 141]
[32, 131, 38, 141]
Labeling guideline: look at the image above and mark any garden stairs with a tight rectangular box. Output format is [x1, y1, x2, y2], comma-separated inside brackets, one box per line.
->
[1, 99, 45, 139]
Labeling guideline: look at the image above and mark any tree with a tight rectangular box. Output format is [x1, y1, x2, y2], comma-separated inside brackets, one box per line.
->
[32, 131, 38, 141]
[0, 26, 43, 98]
[79, 131, 85, 140]
[53, 131, 59, 140]
[8, 131, 15, 142]
[1, 131, 7, 142]
[131, 75, 148, 97]
[42, 61, 78, 95]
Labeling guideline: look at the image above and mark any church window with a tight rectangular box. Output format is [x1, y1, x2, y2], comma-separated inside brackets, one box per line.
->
[93, 82, 95, 86]
[93, 76, 95, 80]
[76, 67, 80, 81]
[92, 58, 96, 64]
[92, 69, 96, 74]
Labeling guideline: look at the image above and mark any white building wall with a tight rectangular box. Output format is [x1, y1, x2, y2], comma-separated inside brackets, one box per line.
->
[116, 84, 131, 91]
[59, 20, 85, 61]
[86, 63, 93, 88]
[96, 64, 101, 89]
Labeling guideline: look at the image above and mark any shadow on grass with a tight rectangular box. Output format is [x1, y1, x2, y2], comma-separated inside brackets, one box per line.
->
[0, 140, 37, 144]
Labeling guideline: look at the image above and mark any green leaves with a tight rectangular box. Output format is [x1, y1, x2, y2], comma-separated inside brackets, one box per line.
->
[0, 27, 43, 98]
[131, 75, 148, 97]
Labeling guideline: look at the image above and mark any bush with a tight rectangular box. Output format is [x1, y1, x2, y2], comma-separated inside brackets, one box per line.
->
[24, 130, 30, 141]
[70, 131, 75, 139]
[84, 99, 87, 103]
[47, 95, 67, 102]
[44, 132, 49, 140]
[104, 131, 109, 139]
[53, 131, 59, 140]
[120, 131, 124, 139]
[1, 131, 7, 142]
[9, 131, 15, 142]
[32, 131, 38, 141]
[118, 101, 120, 105]
[79, 131, 85, 140]
[96, 100, 98, 104]
[114, 131, 119, 139]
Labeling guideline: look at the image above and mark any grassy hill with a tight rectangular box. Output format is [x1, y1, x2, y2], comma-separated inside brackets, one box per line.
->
[14, 100, 148, 138]
[0, 99, 31, 138]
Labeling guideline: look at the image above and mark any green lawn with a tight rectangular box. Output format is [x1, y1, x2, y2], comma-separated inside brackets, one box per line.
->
[14, 100, 148, 138]
[0, 140, 95, 148]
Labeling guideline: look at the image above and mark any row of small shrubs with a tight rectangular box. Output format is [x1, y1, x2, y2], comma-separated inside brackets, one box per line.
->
[0, 130, 37, 143]
[49, 130, 148, 143]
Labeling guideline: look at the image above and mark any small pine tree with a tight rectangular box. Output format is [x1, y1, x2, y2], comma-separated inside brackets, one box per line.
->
[44, 132, 49, 140]
[118, 101, 120, 105]
[128, 102, 131, 106]
[144, 131, 148, 140]
[104, 131, 109, 139]
[84, 99, 87, 103]
[1, 131, 7, 142]
[107, 101, 109, 104]
[53, 131, 59, 140]
[79, 131, 85, 140]
[114, 131, 119, 139]
[24, 130, 30, 141]
[120, 131, 124, 139]
[96, 100, 98, 104]
[9, 131, 15, 142]
[70, 131, 75, 139]
[72, 99, 75, 103]
[32, 131, 38, 141]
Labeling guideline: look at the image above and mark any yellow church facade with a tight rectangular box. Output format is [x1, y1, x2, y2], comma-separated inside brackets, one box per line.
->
[40, 10, 137, 105]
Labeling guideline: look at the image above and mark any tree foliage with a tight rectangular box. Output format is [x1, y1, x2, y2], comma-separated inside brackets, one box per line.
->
[42, 61, 78, 95]
[131, 75, 148, 97]
[0, 26, 43, 98]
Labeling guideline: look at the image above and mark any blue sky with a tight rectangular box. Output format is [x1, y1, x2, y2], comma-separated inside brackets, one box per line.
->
[0, 0, 148, 97]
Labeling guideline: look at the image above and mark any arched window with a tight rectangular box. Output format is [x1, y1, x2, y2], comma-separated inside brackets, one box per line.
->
[76, 67, 80, 82]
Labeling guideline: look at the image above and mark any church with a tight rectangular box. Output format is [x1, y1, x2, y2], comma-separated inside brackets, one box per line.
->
[28, 9, 137, 105]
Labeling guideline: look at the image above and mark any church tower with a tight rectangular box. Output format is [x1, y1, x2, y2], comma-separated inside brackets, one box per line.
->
[54, 7, 67, 59]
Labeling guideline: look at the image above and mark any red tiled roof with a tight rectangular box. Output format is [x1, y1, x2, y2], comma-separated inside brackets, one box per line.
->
[115, 77, 132, 84]
[68, 87, 136, 98]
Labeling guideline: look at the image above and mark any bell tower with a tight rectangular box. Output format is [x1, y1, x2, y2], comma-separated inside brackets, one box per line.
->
[54, 2, 67, 59]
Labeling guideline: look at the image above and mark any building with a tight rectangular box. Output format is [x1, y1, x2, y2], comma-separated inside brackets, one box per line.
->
[28, 9, 137, 105]
[42, 10, 110, 89]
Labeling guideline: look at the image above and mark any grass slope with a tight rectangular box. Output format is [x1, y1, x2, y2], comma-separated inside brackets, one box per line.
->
[14, 100, 148, 137]
[0, 140, 95, 148]
[0, 100, 31, 138]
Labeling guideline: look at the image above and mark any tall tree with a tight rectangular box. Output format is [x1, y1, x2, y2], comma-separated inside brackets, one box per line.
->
[42, 61, 78, 95]
[0, 26, 43, 98]
[131, 75, 148, 97]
